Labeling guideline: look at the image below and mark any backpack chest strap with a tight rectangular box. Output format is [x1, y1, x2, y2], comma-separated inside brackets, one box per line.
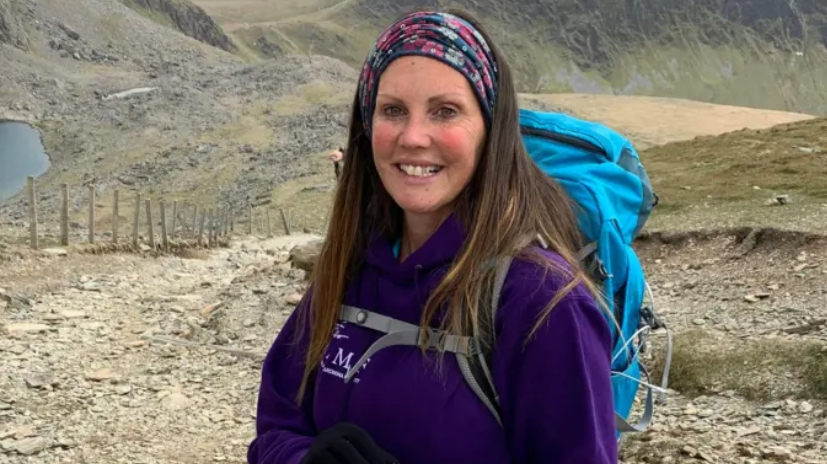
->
[338, 305, 478, 382]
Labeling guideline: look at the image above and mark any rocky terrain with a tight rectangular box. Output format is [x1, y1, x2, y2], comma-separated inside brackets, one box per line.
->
[1, 226, 825, 463]
[0, 0, 28, 50]
[0, 233, 318, 463]
[0, 0, 355, 236]
[622, 228, 827, 463]
[120, 0, 237, 52]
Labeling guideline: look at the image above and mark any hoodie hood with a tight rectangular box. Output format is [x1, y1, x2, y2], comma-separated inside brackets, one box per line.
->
[363, 212, 468, 285]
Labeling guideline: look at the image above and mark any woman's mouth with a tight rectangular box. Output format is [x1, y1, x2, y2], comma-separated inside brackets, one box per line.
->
[396, 164, 443, 177]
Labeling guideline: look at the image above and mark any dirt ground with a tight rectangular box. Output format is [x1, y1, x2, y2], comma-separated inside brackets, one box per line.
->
[2, 227, 825, 464]
[523, 93, 816, 149]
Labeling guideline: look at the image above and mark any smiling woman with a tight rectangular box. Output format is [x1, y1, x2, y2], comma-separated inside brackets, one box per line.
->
[371, 56, 486, 257]
[0, 121, 51, 203]
[248, 8, 618, 464]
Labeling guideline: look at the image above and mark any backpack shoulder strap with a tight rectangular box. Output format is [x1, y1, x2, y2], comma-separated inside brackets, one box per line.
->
[457, 255, 513, 426]
[338, 304, 479, 383]
[460, 244, 658, 434]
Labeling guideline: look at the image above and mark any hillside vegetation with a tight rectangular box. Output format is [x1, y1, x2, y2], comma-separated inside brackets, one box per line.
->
[641, 117, 827, 232]
[195, 0, 827, 115]
[2, 0, 824, 240]
[645, 117, 827, 208]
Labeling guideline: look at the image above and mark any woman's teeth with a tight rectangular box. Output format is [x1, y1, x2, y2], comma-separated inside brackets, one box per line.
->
[398, 164, 442, 177]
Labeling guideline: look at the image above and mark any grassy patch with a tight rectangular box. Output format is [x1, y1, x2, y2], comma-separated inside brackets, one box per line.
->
[640, 117, 827, 231]
[193, 0, 343, 26]
[271, 81, 351, 115]
[650, 329, 827, 402]
[267, 150, 337, 234]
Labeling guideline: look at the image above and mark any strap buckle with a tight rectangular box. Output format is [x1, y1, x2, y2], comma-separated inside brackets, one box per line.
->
[422, 327, 448, 352]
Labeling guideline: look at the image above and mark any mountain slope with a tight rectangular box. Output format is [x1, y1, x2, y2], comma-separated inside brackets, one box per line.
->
[0, 0, 28, 50]
[202, 0, 827, 115]
[119, 0, 236, 52]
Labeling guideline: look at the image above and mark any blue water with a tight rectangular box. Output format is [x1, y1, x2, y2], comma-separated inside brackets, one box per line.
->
[0, 121, 51, 203]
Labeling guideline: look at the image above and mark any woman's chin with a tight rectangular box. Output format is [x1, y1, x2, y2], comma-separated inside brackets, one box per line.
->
[393, 196, 454, 219]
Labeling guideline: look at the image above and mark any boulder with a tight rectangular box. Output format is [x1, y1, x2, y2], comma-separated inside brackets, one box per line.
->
[289, 239, 323, 278]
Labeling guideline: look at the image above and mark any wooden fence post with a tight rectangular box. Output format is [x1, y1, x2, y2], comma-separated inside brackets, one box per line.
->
[171, 200, 178, 239]
[132, 192, 141, 248]
[208, 208, 214, 247]
[215, 208, 221, 245]
[248, 204, 253, 235]
[267, 208, 272, 237]
[27, 176, 38, 250]
[60, 183, 68, 246]
[160, 200, 168, 249]
[88, 186, 95, 244]
[216, 208, 222, 238]
[198, 209, 206, 245]
[226, 209, 230, 233]
[280, 207, 291, 236]
[145, 199, 155, 249]
[113, 189, 119, 244]
[191, 205, 198, 241]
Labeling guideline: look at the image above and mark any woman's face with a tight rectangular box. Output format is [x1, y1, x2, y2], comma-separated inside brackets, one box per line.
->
[371, 56, 486, 227]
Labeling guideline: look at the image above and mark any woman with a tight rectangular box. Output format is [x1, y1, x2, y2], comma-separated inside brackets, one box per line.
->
[248, 9, 618, 464]
[327, 147, 344, 179]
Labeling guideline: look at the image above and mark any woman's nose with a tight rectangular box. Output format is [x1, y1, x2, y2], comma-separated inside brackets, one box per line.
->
[397, 114, 431, 149]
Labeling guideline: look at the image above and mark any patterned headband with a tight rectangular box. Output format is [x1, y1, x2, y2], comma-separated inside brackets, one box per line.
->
[357, 11, 499, 136]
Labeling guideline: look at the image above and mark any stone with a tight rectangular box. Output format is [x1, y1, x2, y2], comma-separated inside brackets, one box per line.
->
[85, 368, 119, 382]
[14, 436, 49, 455]
[289, 240, 323, 277]
[285, 293, 303, 305]
[3, 323, 49, 334]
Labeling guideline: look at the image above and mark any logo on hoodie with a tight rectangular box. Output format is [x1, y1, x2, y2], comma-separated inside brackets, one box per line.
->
[321, 322, 370, 383]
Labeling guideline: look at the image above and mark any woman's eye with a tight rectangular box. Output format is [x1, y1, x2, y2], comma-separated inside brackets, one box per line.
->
[436, 107, 457, 118]
[383, 105, 403, 116]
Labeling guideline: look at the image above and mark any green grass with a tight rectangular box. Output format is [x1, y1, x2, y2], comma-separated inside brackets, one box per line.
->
[640, 117, 827, 233]
[650, 329, 827, 402]
[193, 0, 344, 25]
[642, 118, 827, 209]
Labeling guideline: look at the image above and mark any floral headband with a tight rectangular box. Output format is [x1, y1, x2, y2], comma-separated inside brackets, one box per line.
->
[357, 11, 499, 136]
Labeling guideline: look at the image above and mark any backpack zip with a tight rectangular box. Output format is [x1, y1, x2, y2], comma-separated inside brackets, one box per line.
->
[519, 126, 606, 156]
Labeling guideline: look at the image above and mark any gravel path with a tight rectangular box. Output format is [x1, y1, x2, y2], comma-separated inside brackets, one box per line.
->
[1, 227, 825, 463]
[1, 233, 317, 463]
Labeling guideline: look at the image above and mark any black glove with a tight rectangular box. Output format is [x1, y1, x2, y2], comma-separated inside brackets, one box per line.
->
[301, 422, 398, 464]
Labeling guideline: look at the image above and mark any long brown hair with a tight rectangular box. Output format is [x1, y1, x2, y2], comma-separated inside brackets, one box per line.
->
[295, 8, 607, 401]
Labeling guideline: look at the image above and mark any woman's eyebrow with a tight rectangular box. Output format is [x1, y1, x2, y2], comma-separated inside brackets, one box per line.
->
[375, 93, 403, 103]
[375, 92, 468, 103]
[428, 93, 466, 103]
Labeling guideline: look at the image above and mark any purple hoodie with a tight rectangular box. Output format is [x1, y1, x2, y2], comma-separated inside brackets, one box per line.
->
[248, 214, 618, 464]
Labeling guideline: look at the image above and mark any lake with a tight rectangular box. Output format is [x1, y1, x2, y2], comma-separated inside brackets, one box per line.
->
[0, 121, 51, 203]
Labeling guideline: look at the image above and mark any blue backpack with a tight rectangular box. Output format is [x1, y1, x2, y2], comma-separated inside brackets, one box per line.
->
[457, 108, 673, 441]
[337, 109, 673, 442]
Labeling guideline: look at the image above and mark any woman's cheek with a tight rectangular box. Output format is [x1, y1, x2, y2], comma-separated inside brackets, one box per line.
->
[371, 121, 397, 156]
[435, 125, 482, 163]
